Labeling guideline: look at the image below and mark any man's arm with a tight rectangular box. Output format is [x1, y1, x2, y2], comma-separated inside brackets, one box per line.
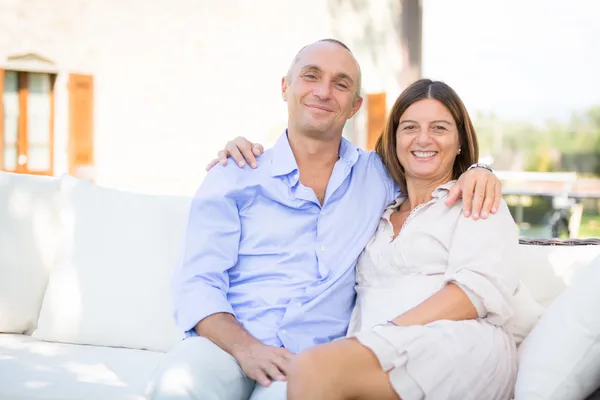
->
[172, 167, 240, 334]
[195, 312, 262, 356]
[173, 167, 293, 386]
[205, 137, 504, 220]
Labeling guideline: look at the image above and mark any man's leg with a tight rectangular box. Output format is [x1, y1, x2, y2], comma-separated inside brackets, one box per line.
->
[249, 381, 287, 400]
[145, 336, 254, 400]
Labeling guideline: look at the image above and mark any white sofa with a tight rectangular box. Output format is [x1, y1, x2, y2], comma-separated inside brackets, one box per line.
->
[1, 171, 599, 400]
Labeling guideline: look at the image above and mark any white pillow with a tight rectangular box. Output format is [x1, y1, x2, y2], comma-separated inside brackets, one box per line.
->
[0, 172, 61, 334]
[32, 176, 191, 352]
[516, 244, 600, 307]
[515, 254, 600, 400]
[506, 281, 545, 345]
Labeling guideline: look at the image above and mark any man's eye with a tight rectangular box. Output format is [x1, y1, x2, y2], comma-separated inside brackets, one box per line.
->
[304, 74, 317, 79]
[336, 83, 349, 89]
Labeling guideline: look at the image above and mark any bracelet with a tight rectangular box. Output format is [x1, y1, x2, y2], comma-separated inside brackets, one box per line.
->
[373, 320, 398, 329]
[467, 163, 494, 174]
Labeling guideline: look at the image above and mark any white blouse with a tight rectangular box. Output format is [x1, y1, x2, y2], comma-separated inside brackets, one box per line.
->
[348, 180, 521, 334]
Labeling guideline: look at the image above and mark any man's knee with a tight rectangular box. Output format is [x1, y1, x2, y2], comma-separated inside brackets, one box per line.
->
[145, 337, 252, 400]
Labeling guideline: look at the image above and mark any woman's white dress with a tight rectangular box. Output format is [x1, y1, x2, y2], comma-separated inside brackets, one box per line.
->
[347, 182, 520, 400]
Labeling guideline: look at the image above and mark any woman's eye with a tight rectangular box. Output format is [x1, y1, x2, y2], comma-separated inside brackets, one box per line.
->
[403, 125, 417, 130]
[434, 125, 447, 131]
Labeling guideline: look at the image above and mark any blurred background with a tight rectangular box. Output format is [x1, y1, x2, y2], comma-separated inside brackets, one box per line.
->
[0, 0, 599, 239]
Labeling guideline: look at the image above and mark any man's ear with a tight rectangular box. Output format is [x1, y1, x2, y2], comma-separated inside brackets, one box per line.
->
[350, 96, 364, 118]
[281, 77, 288, 101]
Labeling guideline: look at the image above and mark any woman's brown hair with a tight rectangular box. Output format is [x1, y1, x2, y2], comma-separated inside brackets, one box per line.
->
[374, 78, 479, 193]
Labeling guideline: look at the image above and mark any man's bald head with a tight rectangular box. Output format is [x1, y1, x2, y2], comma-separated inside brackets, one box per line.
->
[285, 39, 362, 104]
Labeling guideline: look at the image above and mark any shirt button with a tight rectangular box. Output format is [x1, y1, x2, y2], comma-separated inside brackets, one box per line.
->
[296, 302, 302, 307]
[280, 329, 287, 335]
[320, 246, 326, 252]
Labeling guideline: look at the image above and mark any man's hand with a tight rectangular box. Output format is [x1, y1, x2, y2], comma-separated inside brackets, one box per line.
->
[445, 168, 502, 220]
[205, 137, 264, 171]
[233, 342, 295, 387]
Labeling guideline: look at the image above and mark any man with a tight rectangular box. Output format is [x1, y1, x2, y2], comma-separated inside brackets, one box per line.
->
[146, 39, 501, 400]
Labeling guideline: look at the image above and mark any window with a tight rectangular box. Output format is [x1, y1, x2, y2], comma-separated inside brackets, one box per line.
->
[1, 70, 55, 175]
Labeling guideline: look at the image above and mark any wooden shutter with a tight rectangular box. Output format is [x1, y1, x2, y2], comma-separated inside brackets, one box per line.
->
[68, 74, 94, 178]
[0, 68, 4, 170]
[366, 93, 387, 151]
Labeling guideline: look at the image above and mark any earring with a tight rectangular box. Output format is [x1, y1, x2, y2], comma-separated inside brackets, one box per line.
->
[457, 148, 461, 154]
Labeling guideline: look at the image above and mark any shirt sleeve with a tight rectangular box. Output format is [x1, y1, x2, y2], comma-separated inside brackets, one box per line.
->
[368, 151, 401, 203]
[444, 199, 520, 326]
[172, 167, 241, 332]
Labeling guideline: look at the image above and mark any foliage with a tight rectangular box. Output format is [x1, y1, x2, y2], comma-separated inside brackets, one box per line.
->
[473, 106, 600, 175]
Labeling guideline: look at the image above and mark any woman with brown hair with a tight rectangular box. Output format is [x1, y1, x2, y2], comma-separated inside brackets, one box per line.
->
[284, 79, 519, 400]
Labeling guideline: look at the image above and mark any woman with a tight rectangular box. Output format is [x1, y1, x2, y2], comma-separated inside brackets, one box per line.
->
[284, 79, 520, 400]
[210, 79, 520, 399]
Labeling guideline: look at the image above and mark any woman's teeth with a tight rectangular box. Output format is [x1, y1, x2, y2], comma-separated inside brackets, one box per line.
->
[412, 151, 437, 158]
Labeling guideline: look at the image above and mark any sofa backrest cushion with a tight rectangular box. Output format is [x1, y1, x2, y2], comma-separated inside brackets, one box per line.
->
[0, 172, 61, 334]
[32, 175, 191, 352]
[515, 243, 600, 308]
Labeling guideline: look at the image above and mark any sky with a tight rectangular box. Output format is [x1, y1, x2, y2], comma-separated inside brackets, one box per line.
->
[422, 0, 600, 124]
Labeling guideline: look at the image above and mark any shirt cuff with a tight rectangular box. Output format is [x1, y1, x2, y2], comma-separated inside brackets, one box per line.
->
[444, 270, 512, 324]
[175, 286, 235, 332]
[452, 281, 486, 317]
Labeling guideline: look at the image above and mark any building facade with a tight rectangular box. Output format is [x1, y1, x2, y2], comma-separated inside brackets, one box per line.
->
[1, 0, 407, 195]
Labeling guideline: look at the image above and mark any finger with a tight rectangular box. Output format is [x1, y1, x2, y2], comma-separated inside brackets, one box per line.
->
[205, 159, 219, 171]
[252, 143, 264, 157]
[238, 142, 258, 169]
[277, 348, 295, 362]
[444, 184, 461, 207]
[461, 177, 475, 218]
[226, 143, 246, 168]
[263, 362, 286, 382]
[253, 370, 272, 387]
[272, 357, 292, 376]
[231, 137, 256, 168]
[217, 150, 229, 166]
[480, 181, 496, 219]
[492, 177, 502, 214]
[470, 178, 487, 220]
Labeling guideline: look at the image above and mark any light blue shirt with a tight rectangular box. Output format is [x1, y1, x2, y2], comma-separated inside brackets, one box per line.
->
[172, 132, 397, 353]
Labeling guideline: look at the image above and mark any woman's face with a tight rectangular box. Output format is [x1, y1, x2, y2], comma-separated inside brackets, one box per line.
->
[396, 98, 460, 183]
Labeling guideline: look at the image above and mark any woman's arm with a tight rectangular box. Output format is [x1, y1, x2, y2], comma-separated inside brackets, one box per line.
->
[388, 283, 478, 327]
[388, 199, 520, 328]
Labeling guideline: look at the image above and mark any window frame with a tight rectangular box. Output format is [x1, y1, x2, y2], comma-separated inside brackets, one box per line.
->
[0, 69, 56, 176]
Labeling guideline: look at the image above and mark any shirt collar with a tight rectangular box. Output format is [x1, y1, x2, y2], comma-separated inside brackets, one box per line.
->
[385, 179, 457, 212]
[269, 130, 360, 178]
[431, 180, 457, 199]
[270, 131, 298, 177]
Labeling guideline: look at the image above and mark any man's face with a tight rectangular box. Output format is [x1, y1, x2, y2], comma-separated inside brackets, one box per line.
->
[282, 42, 363, 139]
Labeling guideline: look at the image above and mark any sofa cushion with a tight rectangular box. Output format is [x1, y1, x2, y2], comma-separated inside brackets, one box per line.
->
[515, 254, 600, 400]
[32, 176, 190, 352]
[515, 243, 600, 307]
[505, 281, 545, 345]
[0, 172, 61, 334]
[0, 333, 162, 400]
